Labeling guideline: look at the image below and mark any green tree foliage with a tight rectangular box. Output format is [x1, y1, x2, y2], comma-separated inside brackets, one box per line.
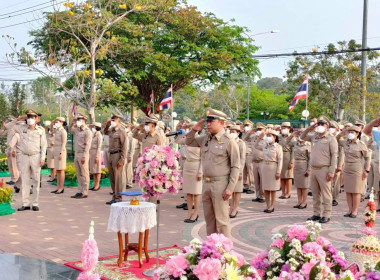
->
[8, 82, 26, 117]
[256, 77, 285, 95]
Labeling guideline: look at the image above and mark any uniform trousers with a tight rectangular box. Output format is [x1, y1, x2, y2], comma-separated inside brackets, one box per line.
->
[19, 154, 41, 207]
[253, 161, 263, 199]
[7, 150, 19, 181]
[108, 153, 123, 201]
[202, 180, 230, 237]
[332, 171, 341, 200]
[310, 166, 332, 218]
[103, 148, 110, 169]
[74, 152, 90, 196]
[126, 160, 134, 186]
[243, 154, 254, 189]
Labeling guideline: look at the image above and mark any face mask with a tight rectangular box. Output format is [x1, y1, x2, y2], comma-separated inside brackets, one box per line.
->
[316, 125, 326, 133]
[226, 129, 230, 134]
[27, 118, 36, 126]
[297, 136, 302, 142]
[92, 128, 97, 133]
[244, 126, 251, 132]
[185, 129, 190, 134]
[110, 121, 116, 128]
[256, 131, 262, 136]
[230, 133, 238, 139]
[144, 125, 150, 133]
[328, 128, 335, 134]
[348, 133, 356, 140]
[310, 122, 315, 126]
[266, 136, 273, 144]
[125, 128, 131, 133]
[76, 120, 83, 127]
[281, 129, 289, 135]
[55, 122, 61, 128]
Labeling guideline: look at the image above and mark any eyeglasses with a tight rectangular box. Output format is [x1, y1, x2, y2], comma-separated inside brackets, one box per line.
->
[317, 121, 327, 126]
[27, 114, 35, 118]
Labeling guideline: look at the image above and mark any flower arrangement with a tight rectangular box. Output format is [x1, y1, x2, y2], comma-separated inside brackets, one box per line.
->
[251, 221, 348, 280]
[154, 233, 261, 280]
[135, 145, 183, 199]
[0, 157, 8, 172]
[0, 179, 14, 204]
[100, 168, 109, 179]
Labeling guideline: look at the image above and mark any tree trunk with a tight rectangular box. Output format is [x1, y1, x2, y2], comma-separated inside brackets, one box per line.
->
[88, 106, 95, 124]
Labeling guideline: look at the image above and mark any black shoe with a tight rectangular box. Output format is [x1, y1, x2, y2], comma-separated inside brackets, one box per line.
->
[284, 195, 291, 199]
[332, 200, 338, 206]
[377, 209, 380, 213]
[71, 193, 82, 198]
[279, 195, 285, 199]
[319, 217, 330, 223]
[266, 208, 274, 213]
[109, 192, 114, 195]
[6, 181, 15, 185]
[308, 191, 312, 196]
[51, 190, 58, 193]
[307, 215, 321, 221]
[298, 204, 307, 209]
[17, 206, 30, 211]
[243, 188, 248, 193]
[258, 198, 265, 203]
[344, 213, 352, 217]
[126, 185, 132, 189]
[92, 187, 100, 191]
[183, 205, 194, 211]
[106, 200, 117, 205]
[76, 194, 87, 199]
[47, 179, 55, 183]
[55, 189, 64, 194]
[252, 197, 260, 202]
[229, 211, 238, 218]
[32, 206, 39, 211]
[14, 186, 20, 193]
[89, 187, 95, 191]
[349, 213, 357, 218]
[360, 198, 365, 202]
[365, 194, 370, 199]
[176, 203, 187, 209]
[246, 190, 255, 194]
[184, 215, 199, 223]
[293, 205, 301, 208]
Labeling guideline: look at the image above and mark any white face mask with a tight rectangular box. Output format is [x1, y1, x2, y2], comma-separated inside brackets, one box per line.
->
[230, 133, 238, 139]
[185, 129, 190, 134]
[226, 129, 230, 134]
[76, 120, 83, 127]
[348, 132, 356, 140]
[281, 128, 289, 135]
[144, 125, 150, 133]
[297, 136, 302, 142]
[266, 136, 273, 144]
[310, 122, 315, 126]
[316, 125, 326, 133]
[55, 122, 62, 128]
[244, 126, 251, 132]
[328, 128, 335, 134]
[256, 130, 262, 136]
[110, 121, 116, 128]
[92, 128, 97, 133]
[27, 118, 36, 126]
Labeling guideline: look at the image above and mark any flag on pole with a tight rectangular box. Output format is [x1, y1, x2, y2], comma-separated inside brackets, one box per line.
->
[147, 91, 154, 116]
[71, 102, 77, 118]
[289, 77, 308, 112]
[157, 85, 173, 111]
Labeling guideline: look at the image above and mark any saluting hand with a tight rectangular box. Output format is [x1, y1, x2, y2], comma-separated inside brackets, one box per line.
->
[222, 188, 233, 201]
[192, 119, 205, 132]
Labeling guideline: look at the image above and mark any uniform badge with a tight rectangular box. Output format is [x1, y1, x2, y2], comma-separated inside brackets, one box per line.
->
[217, 141, 224, 145]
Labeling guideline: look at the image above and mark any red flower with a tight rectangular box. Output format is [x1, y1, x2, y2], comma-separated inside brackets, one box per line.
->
[368, 201, 376, 211]
[366, 221, 374, 228]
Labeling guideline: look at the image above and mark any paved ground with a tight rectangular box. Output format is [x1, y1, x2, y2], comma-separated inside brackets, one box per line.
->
[0, 173, 375, 264]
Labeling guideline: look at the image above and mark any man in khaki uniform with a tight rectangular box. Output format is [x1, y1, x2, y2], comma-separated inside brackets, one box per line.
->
[301, 116, 338, 223]
[69, 113, 92, 199]
[242, 119, 255, 194]
[0, 117, 19, 187]
[105, 114, 128, 205]
[329, 121, 344, 206]
[132, 114, 163, 151]
[13, 110, 47, 211]
[125, 123, 136, 189]
[185, 108, 240, 237]
[251, 122, 266, 203]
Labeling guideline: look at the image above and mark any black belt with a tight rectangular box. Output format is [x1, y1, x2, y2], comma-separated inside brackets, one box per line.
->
[110, 150, 122, 155]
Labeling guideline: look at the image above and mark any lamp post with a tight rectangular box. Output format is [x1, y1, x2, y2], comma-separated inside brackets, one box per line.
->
[360, 0, 368, 121]
[251, 29, 280, 36]
[261, 112, 269, 120]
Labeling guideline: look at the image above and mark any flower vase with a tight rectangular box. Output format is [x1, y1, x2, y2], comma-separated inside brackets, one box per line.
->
[0, 202, 15, 216]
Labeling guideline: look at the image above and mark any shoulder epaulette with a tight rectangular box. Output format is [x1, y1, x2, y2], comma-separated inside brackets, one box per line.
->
[225, 133, 232, 140]
[360, 140, 365, 145]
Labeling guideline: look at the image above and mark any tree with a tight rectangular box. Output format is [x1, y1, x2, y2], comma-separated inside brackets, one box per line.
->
[8, 82, 26, 117]
[256, 77, 284, 94]
[285, 40, 380, 120]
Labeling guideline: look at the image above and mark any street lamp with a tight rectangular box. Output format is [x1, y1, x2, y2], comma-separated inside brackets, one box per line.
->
[251, 29, 280, 36]
[261, 112, 269, 120]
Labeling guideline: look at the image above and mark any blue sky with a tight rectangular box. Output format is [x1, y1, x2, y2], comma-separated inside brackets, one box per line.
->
[1, 0, 380, 82]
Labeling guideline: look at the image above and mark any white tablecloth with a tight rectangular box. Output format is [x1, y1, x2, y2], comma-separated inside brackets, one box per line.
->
[107, 202, 157, 234]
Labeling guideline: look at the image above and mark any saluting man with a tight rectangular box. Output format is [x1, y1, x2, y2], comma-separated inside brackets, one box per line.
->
[185, 108, 240, 237]
[301, 116, 338, 223]
[14, 110, 47, 211]
[242, 119, 255, 194]
[69, 113, 92, 199]
[104, 114, 128, 205]
[132, 114, 163, 151]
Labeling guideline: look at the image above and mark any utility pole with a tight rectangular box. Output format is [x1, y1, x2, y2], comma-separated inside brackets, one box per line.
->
[360, 0, 368, 121]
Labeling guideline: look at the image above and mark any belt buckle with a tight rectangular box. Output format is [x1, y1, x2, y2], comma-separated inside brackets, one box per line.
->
[205, 177, 211, 182]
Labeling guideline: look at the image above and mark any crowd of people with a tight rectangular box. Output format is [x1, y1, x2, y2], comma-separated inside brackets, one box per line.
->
[1, 107, 380, 239]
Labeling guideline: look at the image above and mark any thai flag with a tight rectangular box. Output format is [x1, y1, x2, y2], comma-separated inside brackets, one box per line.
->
[157, 85, 173, 111]
[71, 103, 77, 118]
[289, 77, 308, 112]
[147, 91, 154, 116]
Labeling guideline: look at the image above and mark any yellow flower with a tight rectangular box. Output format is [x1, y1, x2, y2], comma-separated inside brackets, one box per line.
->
[69, 11, 74, 16]
[85, 70, 91, 75]
[67, 2, 73, 7]
[135, 4, 142, 10]
[119, 4, 126, 9]
[224, 263, 243, 280]
[86, 3, 91, 9]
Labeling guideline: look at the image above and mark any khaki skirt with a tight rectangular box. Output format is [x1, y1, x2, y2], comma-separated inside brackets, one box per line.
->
[47, 147, 54, 169]
[182, 160, 202, 195]
[281, 151, 294, 179]
[294, 160, 309, 189]
[260, 162, 280, 191]
[53, 150, 67, 171]
[343, 161, 365, 194]
[89, 149, 101, 174]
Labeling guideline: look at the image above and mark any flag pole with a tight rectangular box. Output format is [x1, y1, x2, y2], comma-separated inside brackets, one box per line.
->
[305, 76, 309, 120]
[171, 85, 174, 130]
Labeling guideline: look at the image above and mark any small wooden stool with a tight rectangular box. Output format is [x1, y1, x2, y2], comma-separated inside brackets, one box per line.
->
[117, 229, 150, 267]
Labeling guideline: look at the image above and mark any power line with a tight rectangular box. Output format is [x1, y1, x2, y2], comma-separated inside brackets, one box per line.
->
[0, 18, 44, 29]
[0, 1, 66, 20]
[0, 0, 53, 17]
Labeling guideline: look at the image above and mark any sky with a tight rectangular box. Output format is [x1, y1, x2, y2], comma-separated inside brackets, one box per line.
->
[1, 0, 380, 83]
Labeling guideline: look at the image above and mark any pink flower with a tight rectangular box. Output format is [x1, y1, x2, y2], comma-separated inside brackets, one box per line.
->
[251, 250, 268, 264]
[147, 178, 155, 187]
[166, 156, 175, 167]
[287, 225, 308, 242]
[271, 238, 285, 249]
[206, 233, 233, 252]
[302, 242, 326, 258]
[165, 254, 189, 277]
[193, 258, 221, 280]
[316, 237, 331, 247]
[301, 259, 318, 279]
[279, 271, 305, 280]
[230, 250, 246, 267]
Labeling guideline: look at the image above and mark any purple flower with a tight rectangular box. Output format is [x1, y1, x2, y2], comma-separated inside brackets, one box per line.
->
[366, 271, 380, 280]
[281, 264, 291, 272]
[200, 243, 221, 259]
[332, 255, 348, 269]
[325, 244, 338, 256]
[254, 260, 269, 270]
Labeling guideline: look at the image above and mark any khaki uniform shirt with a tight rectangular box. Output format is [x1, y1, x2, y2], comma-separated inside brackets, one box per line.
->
[279, 135, 294, 163]
[69, 125, 92, 156]
[292, 142, 311, 170]
[301, 130, 338, 174]
[133, 129, 163, 152]
[47, 132, 55, 148]
[255, 140, 283, 174]
[251, 135, 266, 162]
[0, 123, 17, 153]
[237, 138, 246, 176]
[185, 129, 240, 191]
[105, 126, 128, 163]
[127, 132, 138, 160]
[13, 123, 47, 161]
[336, 137, 345, 168]
[53, 127, 67, 154]
[91, 131, 103, 156]
[343, 139, 371, 171]
[242, 132, 254, 154]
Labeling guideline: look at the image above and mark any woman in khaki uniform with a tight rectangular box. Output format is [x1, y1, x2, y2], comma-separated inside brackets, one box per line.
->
[279, 122, 294, 199]
[341, 126, 371, 218]
[255, 129, 283, 213]
[51, 117, 67, 194]
[89, 122, 103, 191]
[229, 125, 246, 218]
[45, 122, 56, 182]
[288, 129, 311, 209]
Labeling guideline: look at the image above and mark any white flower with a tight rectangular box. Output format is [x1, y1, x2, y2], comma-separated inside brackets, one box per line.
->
[180, 276, 188, 280]
[338, 270, 355, 280]
[271, 233, 283, 241]
[268, 249, 282, 263]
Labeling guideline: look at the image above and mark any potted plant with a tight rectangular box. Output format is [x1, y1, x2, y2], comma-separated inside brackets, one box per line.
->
[0, 179, 15, 215]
